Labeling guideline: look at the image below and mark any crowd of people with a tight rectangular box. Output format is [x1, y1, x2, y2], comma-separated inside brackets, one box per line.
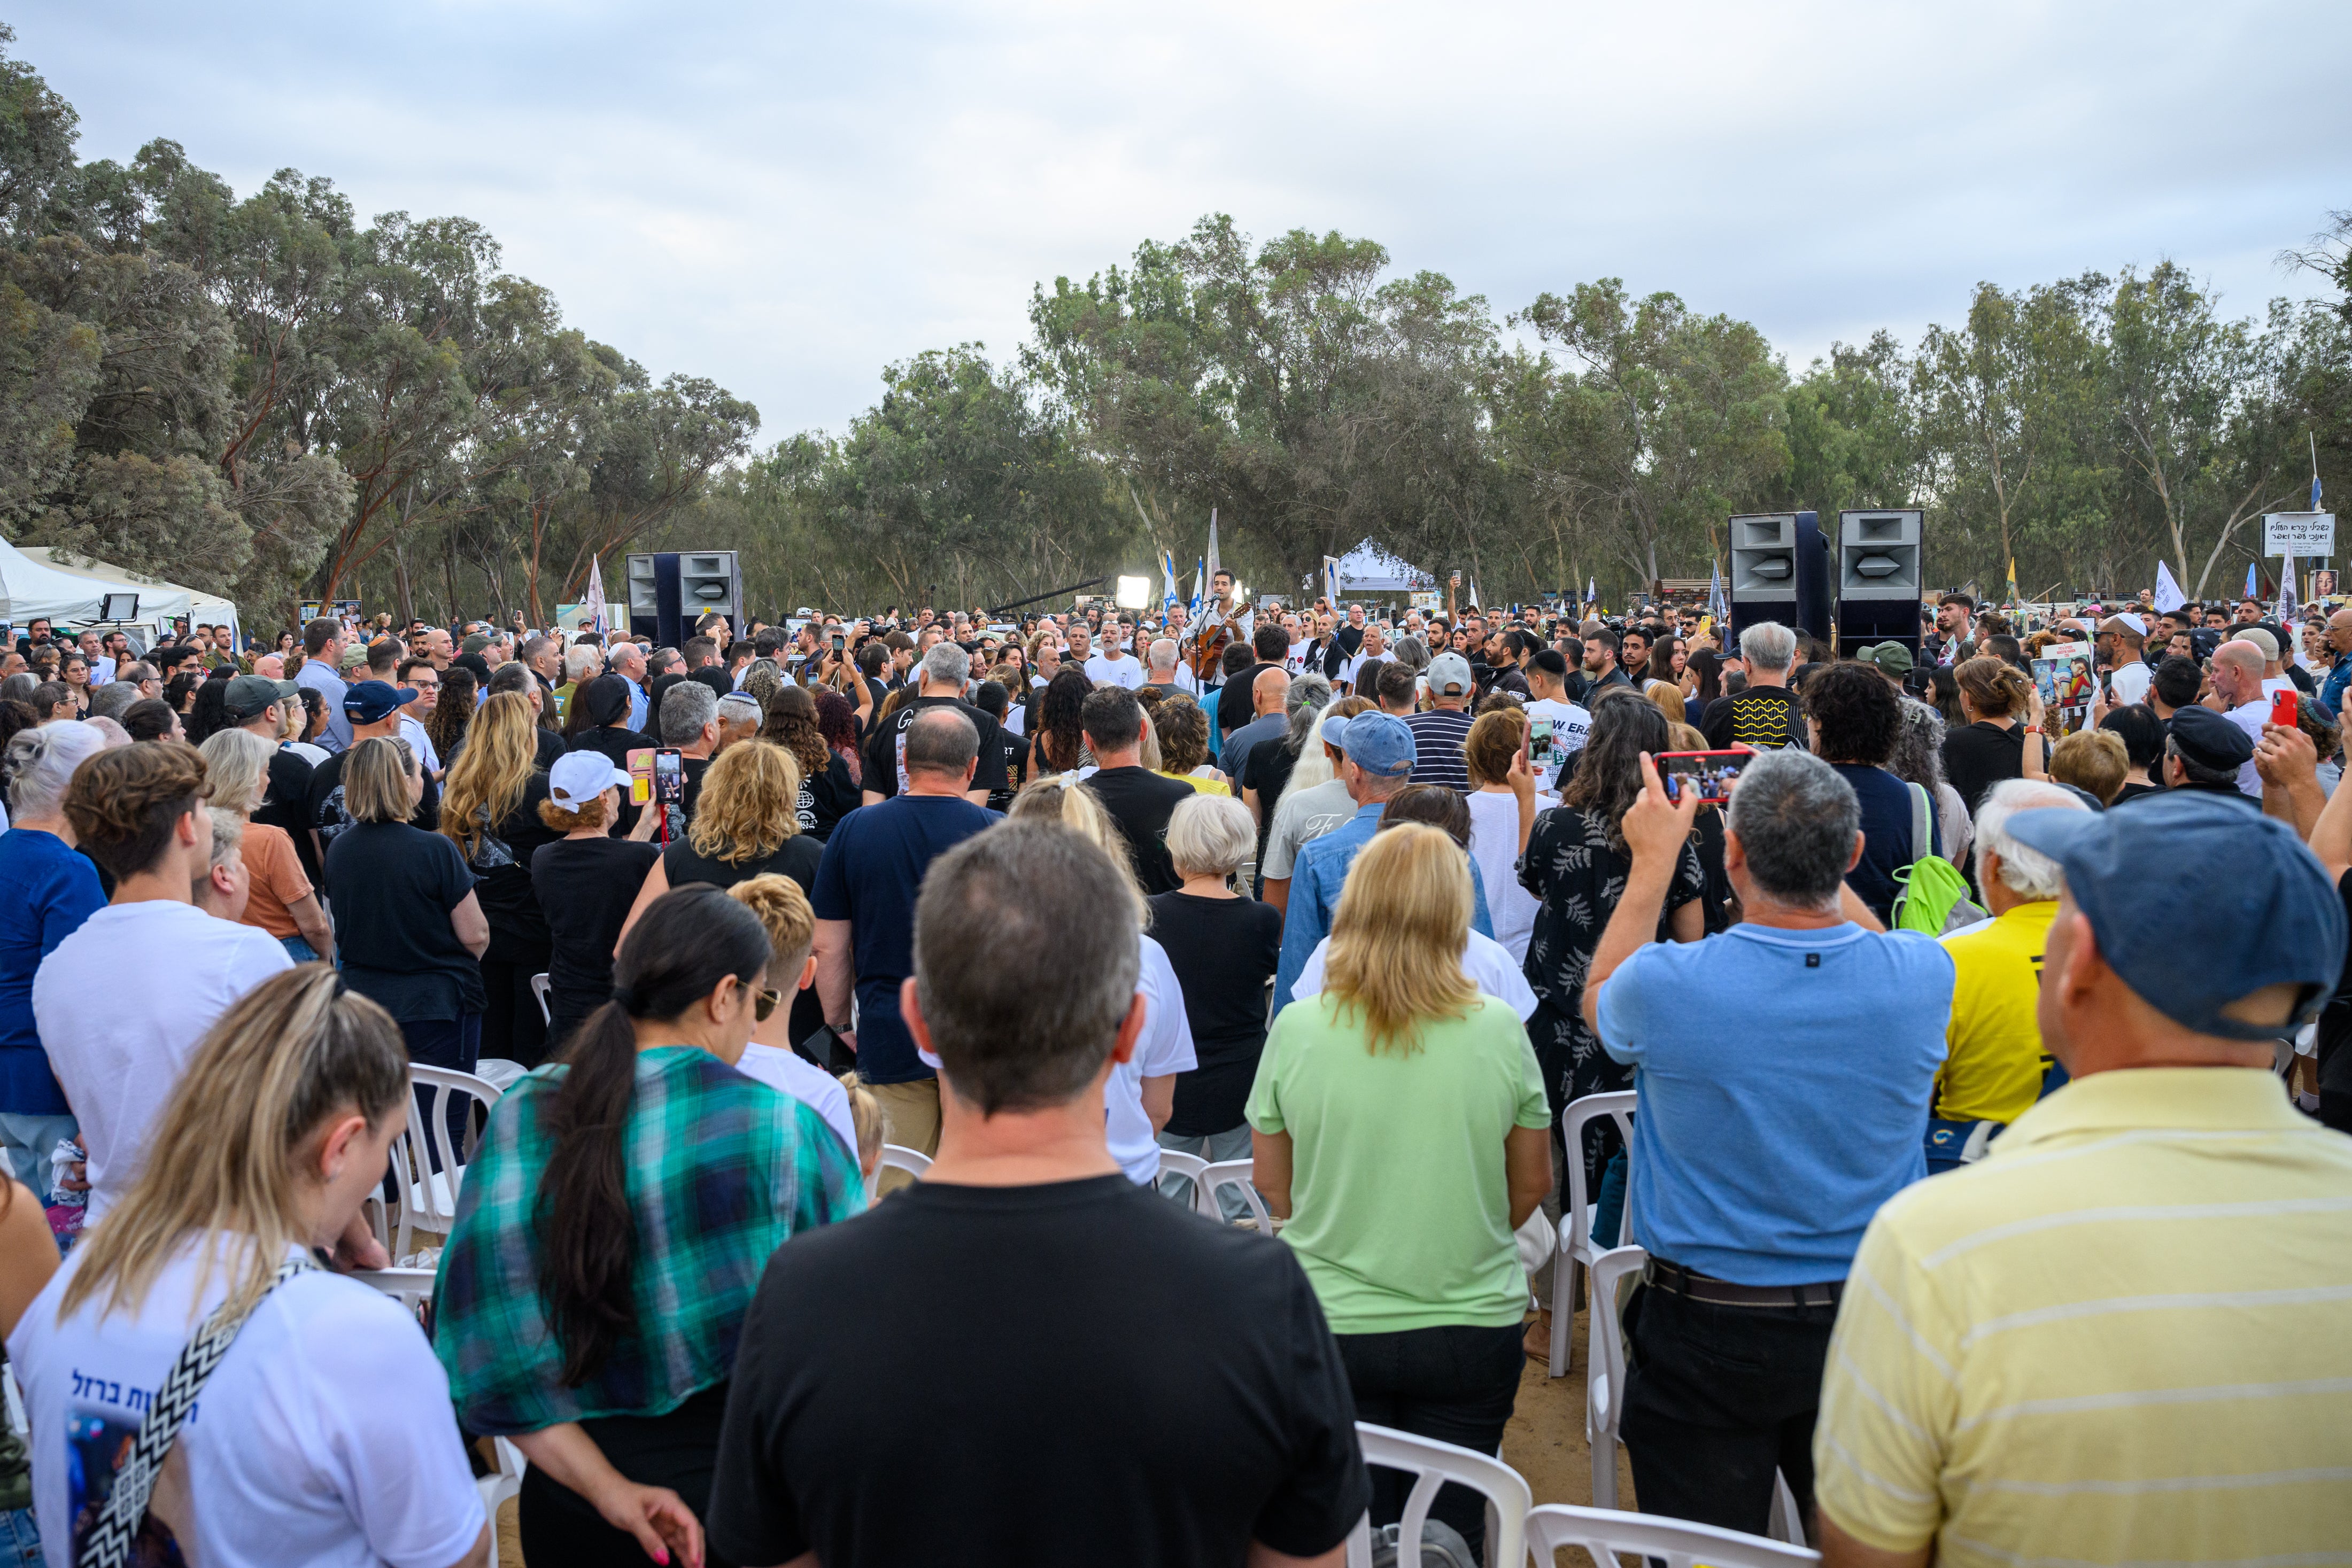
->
[0, 577, 2345, 1567]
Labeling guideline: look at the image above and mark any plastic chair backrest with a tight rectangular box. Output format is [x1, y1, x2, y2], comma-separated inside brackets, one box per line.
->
[391, 1065, 502, 1257]
[529, 973, 551, 1024]
[1560, 1090, 1638, 1257]
[1157, 1148, 1208, 1192]
[1342, 1422, 1530, 1568]
[866, 1142, 931, 1201]
[347, 1266, 439, 1313]
[1526, 1502, 1819, 1567]
[1197, 1158, 1274, 1230]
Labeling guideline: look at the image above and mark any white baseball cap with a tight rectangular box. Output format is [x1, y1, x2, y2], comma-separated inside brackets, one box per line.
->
[550, 751, 630, 808]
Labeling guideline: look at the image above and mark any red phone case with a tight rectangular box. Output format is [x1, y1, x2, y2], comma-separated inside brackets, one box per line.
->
[2272, 689, 2302, 728]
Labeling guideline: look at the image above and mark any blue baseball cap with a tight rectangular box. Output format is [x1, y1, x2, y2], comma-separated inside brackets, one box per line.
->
[2005, 791, 2346, 1041]
[1318, 710, 1415, 778]
[342, 679, 419, 725]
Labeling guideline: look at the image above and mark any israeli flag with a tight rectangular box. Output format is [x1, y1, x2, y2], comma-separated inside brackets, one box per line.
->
[1159, 548, 1180, 610]
[2246, 561, 2260, 599]
[1189, 558, 1205, 618]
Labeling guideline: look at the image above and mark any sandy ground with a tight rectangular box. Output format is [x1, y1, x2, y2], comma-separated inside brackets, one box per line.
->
[490, 1302, 1634, 1566]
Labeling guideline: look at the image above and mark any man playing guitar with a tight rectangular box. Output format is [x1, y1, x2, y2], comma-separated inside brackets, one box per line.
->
[1188, 569, 1254, 690]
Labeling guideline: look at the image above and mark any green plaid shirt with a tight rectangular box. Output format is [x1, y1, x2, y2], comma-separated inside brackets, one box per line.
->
[434, 1045, 865, 1434]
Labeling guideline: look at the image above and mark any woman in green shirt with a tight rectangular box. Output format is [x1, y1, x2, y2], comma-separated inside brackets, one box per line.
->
[1247, 821, 1553, 1556]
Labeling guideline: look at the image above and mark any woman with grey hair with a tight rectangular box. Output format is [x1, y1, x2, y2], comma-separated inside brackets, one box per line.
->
[0, 721, 108, 1199]
[1146, 795, 1281, 1195]
[1890, 696, 1971, 870]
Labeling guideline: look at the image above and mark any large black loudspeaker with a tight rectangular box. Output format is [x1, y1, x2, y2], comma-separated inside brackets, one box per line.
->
[1727, 512, 1832, 649]
[1835, 509, 1924, 657]
[625, 551, 741, 649]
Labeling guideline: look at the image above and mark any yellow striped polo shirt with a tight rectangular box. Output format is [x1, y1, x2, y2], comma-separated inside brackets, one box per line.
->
[1814, 1067, 2352, 1566]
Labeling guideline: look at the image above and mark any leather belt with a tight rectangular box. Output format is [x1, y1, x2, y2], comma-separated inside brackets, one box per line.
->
[1643, 1256, 1844, 1310]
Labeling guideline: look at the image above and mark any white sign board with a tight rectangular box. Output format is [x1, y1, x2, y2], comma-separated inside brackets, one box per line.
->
[2264, 511, 2335, 557]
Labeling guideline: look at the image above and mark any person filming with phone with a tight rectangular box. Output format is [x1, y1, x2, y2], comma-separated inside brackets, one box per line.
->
[1577, 746, 1954, 1541]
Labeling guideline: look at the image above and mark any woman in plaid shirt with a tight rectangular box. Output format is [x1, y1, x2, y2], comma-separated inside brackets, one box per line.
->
[435, 884, 866, 1567]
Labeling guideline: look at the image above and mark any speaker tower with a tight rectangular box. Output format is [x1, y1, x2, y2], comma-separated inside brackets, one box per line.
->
[1727, 511, 1832, 649]
[1833, 509, 1924, 657]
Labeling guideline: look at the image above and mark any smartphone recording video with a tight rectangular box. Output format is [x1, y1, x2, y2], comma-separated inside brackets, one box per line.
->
[2272, 688, 2302, 729]
[1657, 749, 1752, 805]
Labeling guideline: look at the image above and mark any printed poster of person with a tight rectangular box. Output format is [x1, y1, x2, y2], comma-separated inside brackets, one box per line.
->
[2031, 641, 2094, 736]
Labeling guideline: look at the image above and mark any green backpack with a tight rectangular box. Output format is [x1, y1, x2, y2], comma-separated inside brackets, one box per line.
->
[1891, 782, 1986, 936]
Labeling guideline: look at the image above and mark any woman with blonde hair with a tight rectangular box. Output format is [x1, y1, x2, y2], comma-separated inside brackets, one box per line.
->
[1943, 654, 2043, 814]
[7, 967, 490, 1565]
[1245, 821, 1551, 1556]
[1642, 678, 1687, 726]
[199, 727, 335, 964]
[1002, 780, 1194, 1184]
[326, 737, 490, 1083]
[440, 691, 560, 1065]
[620, 740, 816, 946]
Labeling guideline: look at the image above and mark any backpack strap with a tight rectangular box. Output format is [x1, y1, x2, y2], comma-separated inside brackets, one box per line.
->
[83, 1254, 317, 1568]
[1907, 781, 1934, 868]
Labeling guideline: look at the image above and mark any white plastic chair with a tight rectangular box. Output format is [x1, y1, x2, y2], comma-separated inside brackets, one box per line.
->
[473, 1058, 529, 1093]
[3, 1362, 26, 1438]
[390, 1065, 502, 1258]
[868, 1142, 931, 1200]
[348, 1266, 439, 1313]
[1197, 1158, 1274, 1230]
[1552, 1090, 1637, 1377]
[1583, 1243, 1647, 1511]
[1343, 1422, 1530, 1568]
[478, 1437, 527, 1567]
[1156, 1148, 1208, 1201]
[529, 972, 551, 1024]
[1526, 1502, 1819, 1567]
[1583, 1241, 1808, 1546]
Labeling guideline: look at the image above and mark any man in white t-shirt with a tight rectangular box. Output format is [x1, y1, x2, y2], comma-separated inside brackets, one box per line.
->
[1522, 648, 1593, 793]
[2097, 614, 2153, 707]
[36, 742, 295, 1225]
[2207, 639, 2272, 798]
[1083, 627, 1147, 690]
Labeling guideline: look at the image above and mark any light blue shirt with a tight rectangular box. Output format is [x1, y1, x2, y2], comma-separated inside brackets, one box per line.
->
[627, 679, 649, 733]
[1272, 801, 1495, 1013]
[2320, 658, 2352, 722]
[294, 659, 351, 754]
[1596, 920, 1953, 1285]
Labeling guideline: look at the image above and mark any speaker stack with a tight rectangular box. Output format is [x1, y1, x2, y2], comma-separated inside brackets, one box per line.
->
[1832, 509, 1924, 657]
[625, 551, 742, 649]
[1727, 512, 1833, 649]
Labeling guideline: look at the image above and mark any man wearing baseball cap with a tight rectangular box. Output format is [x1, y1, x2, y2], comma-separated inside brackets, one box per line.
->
[1271, 712, 1494, 1012]
[1814, 793, 2352, 1566]
[1404, 652, 1479, 794]
[225, 672, 326, 885]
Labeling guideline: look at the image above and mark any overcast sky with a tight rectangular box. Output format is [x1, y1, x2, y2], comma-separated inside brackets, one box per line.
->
[19, 1, 2349, 443]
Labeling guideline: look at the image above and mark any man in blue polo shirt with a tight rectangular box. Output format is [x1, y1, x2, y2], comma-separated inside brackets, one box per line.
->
[1580, 748, 1953, 1540]
[813, 706, 997, 1166]
[1271, 711, 1494, 1012]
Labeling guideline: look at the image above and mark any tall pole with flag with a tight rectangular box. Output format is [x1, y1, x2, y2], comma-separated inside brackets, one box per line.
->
[1204, 508, 1221, 596]
[583, 555, 609, 640]
[1706, 561, 1728, 626]
[2278, 554, 2300, 628]
[2005, 556, 2017, 607]
[1159, 548, 1179, 614]
[2247, 561, 2260, 600]
[2316, 431, 2326, 513]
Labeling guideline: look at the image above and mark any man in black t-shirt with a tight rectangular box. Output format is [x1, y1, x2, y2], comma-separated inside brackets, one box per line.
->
[1216, 624, 1292, 741]
[708, 821, 1368, 1568]
[223, 673, 319, 883]
[306, 680, 440, 886]
[1078, 685, 1194, 895]
[1701, 622, 1805, 752]
[860, 642, 1006, 806]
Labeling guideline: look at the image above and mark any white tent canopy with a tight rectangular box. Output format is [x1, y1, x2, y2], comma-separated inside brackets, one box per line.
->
[1331, 539, 1435, 595]
[13, 546, 238, 643]
[0, 539, 141, 632]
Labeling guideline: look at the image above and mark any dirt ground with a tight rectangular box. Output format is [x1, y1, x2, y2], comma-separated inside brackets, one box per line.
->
[490, 1302, 1634, 1566]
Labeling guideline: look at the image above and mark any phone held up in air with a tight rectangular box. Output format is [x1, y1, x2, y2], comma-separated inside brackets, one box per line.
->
[2272, 688, 2302, 729]
[652, 747, 685, 806]
[1657, 748, 1754, 805]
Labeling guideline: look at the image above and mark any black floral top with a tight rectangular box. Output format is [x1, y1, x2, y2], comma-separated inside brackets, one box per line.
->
[1518, 805, 1705, 1120]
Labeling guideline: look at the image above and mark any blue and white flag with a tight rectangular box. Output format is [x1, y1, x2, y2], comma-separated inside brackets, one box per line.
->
[1159, 548, 1180, 611]
[2153, 560, 2187, 614]
[1706, 560, 1729, 623]
[1189, 558, 1205, 618]
[2246, 560, 2260, 599]
[2279, 555, 2300, 628]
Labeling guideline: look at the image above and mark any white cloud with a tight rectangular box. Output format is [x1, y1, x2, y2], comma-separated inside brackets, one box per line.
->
[19, 0, 2348, 434]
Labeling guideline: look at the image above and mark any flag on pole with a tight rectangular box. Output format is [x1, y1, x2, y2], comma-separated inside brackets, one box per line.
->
[1585, 577, 1597, 616]
[1204, 509, 1221, 592]
[2005, 557, 2017, 603]
[1188, 558, 1204, 618]
[2278, 556, 2300, 628]
[1470, 578, 1483, 612]
[2315, 432, 2326, 511]
[2153, 560, 2187, 614]
[583, 555, 609, 639]
[1706, 561, 1729, 624]
[1159, 548, 1179, 611]
[2246, 561, 2260, 599]
[1321, 555, 1342, 606]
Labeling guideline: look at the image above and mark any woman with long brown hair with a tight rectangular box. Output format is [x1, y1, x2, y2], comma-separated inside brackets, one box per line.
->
[435, 886, 863, 1566]
[425, 663, 477, 763]
[1033, 666, 1093, 773]
[440, 691, 560, 1066]
[1248, 822, 1551, 1557]
[760, 685, 858, 841]
[811, 686, 863, 790]
[10, 967, 489, 1565]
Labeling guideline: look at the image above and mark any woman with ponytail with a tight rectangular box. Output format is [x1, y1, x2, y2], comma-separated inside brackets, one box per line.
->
[7, 967, 490, 1566]
[435, 883, 865, 1567]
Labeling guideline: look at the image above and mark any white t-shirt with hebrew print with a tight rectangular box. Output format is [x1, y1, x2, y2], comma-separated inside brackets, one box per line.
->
[7, 1242, 485, 1568]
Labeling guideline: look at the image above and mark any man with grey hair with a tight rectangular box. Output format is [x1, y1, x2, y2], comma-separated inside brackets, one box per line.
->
[659, 679, 722, 821]
[1142, 637, 1193, 697]
[860, 640, 1004, 806]
[1579, 747, 1953, 1538]
[86, 681, 141, 723]
[714, 690, 762, 753]
[554, 640, 603, 725]
[710, 820, 1368, 1568]
[1924, 778, 2085, 1173]
[609, 638, 651, 732]
[1701, 620, 1804, 750]
[814, 705, 997, 1161]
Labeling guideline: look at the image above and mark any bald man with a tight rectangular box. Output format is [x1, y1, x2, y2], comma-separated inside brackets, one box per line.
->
[2319, 608, 2352, 719]
[2207, 639, 2271, 798]
[1217, 664, 1294, 774]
